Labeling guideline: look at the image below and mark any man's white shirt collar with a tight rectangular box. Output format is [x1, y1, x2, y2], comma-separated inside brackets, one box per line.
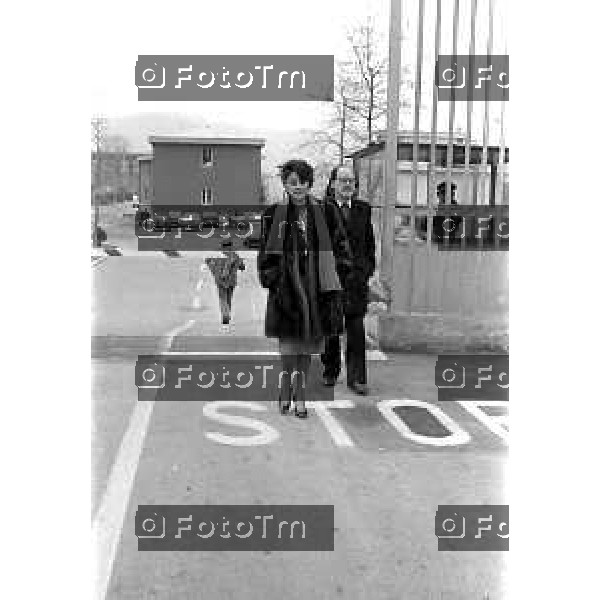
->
[337, 198, 352, 209]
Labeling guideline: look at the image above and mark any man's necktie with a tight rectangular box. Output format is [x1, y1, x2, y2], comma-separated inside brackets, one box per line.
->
[341, 202, 350, 223]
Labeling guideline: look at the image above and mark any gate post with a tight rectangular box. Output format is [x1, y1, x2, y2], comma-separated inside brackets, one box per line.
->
[381, 0, 403, 307]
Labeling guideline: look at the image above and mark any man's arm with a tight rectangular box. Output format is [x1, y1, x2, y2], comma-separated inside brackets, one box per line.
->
[325, 201, 353, 284]
[364, 204, 376, 280]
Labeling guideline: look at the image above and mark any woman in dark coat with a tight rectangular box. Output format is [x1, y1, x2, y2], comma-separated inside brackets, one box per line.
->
[258, 160, 352, 418]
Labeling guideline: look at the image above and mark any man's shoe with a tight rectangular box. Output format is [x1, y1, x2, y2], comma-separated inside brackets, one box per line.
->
[323, 376, 337, 387]
[348, 382, 369, 396]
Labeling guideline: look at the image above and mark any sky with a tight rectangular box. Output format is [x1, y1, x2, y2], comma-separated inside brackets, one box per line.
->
[91, 0, 507, 140]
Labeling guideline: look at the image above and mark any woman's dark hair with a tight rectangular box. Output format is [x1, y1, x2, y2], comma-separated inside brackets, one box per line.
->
[279, 159, 314, 188]
[324, 163, 360, 199]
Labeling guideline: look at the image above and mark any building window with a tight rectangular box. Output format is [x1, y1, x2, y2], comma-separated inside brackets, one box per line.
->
[202, 147, 214, 167]
[436, 181, 457, 205]
[201, 187, 214, 205]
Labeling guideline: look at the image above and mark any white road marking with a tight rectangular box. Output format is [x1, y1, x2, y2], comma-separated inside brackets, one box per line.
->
[165, 319, 196, 349]
[203, 401, 280, 446]
[378, 398, 472, 446]
[307, 400, 356, 447]
[457, 400, 509, 445]
[92, 400, 154, 600]
[93, 318, 196, 600]
[192, 275, 204, 309]
[366, 349, 388, 361]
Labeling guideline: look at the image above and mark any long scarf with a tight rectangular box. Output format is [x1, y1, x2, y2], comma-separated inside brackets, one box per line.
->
[264, 195, 342, 293]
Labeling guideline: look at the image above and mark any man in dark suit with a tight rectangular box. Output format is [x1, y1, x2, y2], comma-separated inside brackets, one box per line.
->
[320, 164, 376, 395]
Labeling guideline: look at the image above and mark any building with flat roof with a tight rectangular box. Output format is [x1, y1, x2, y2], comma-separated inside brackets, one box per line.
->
[348, 130, 509, 207]
[148, 134, 266, 206]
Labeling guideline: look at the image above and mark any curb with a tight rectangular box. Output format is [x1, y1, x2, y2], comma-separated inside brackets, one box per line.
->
[92, 335, 389, 361]
[378, 312, 508, 354]
[92, 336, 166, 359]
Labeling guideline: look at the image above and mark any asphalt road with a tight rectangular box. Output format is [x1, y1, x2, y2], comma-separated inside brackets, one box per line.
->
[92, 218, 508, 600]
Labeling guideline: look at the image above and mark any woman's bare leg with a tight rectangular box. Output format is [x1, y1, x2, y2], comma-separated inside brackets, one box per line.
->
[279, 351, 294, 409]
[293, 353, 310, 412]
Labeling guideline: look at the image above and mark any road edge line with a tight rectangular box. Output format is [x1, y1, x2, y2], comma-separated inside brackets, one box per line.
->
[92, 318, 196, 600]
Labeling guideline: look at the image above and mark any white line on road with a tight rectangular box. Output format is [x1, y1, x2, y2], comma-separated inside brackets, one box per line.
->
[159, 351, 387, 360]
[457, 400, 509, 445]
[92, 400, 154, 600]
[366, 349, 388, 361]
[307, 400, 356, 447]
[203, 401, 281, 446]
[93, 318, 196, 600]
[165, 319, 196, 349]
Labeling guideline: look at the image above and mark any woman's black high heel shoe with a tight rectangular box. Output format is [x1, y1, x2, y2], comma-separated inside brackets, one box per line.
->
[293, 406, 308, 419]
[278, 393, 291, 415]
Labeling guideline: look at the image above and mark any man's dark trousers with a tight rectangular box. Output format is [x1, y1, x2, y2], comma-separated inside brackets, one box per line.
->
[322, 315, 366, 385]
[321, 197, 375, 386]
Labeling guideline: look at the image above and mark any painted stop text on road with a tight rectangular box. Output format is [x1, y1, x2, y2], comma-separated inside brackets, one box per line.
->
[198, 398, 508, 448]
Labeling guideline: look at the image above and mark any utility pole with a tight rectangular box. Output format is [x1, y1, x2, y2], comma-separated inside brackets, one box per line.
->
[381, 0, 402, 305]
[340, 95, 346, 165]
[91, 117, 106, 247]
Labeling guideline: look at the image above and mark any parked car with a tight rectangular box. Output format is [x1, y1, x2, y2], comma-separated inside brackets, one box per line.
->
[202, 211, 220, 228]
[245, 210, 262, 222]
[94, 226, 107, 245]
[167, 210, 181, 228]
[137, 204, 153, 226]
[230, 213, 246, 226]
[102, 242, 123, 256]
[178, 212, 201, 231]
[123, 200, 138, 216]
[231, 216, 250, 236]
[91, 246, 105, 262]
[243, 219, 262, 248]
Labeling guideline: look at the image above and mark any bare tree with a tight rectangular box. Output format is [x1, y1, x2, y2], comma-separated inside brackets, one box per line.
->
[341, 18, 388, 145]
[104, 134, 130, 188]
[91, 116, 107, 245]
[294, 17, 413, 192]
[91, 117, 107, 195]
[103, 134, 129, 153]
